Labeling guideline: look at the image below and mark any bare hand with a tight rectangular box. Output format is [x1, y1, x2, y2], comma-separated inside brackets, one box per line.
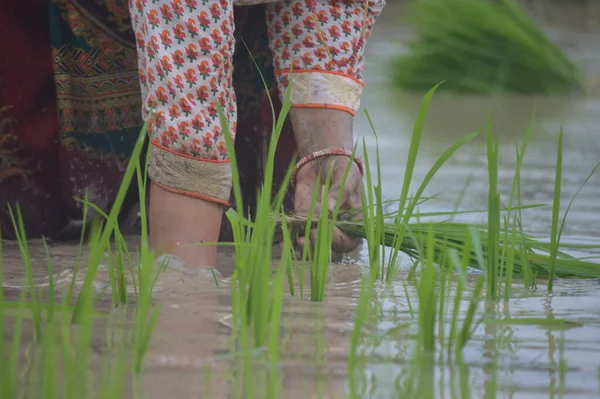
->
[293, 155, 363, 258]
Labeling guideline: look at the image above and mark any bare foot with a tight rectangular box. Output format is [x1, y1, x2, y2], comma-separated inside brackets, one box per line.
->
[154, 254, 223, 285]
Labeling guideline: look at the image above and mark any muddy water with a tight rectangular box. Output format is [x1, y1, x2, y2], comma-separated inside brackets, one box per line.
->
[3, 1, 600, 398]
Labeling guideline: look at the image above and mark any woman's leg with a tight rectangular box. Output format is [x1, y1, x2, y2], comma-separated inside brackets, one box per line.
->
[266, 0, 385, 253]
[48, 0, 145, 239]
[129, 0, 237, 267]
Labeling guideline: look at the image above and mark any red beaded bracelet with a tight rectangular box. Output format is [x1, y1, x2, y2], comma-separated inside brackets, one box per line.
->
[291, 148, 364, 186]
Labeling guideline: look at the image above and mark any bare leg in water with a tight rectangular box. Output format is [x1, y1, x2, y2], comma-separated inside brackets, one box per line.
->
[149, 183, 223, 268]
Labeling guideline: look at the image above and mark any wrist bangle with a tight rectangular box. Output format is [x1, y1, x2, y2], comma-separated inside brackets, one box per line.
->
[291, 148, 364, 186]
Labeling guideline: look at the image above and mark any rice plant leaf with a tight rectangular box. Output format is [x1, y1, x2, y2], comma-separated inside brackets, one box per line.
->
[548, 128, 563, 290]
[72, 120, 149, 323]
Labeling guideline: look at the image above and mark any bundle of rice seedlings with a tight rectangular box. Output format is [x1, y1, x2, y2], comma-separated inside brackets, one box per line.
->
[337, 219, 600, 279]
[274, 213, 600, 280]
[391, 0, 586, 94]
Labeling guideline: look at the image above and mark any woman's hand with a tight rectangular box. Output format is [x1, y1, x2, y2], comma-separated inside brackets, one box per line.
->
[286, 107, 363, 259]
[293, 154, 363, 258]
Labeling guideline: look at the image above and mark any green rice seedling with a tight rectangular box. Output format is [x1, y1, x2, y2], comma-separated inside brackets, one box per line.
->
[308, 146, 358, 302]
[501, 117, 533, 299]
[548, 129, 563, 290]
[101, 311, 135, 398]
[42, 239, 55, 324]
[454, 276, 485, 354]
[132, 249, 160, 375]
[7, 204, 43, 340]
[23, 309, 125, 399]
[219, 76, 296, 349]
[416, 356, 436, 399]
[406, 225, 485, 357]
[442, 239, 480, 356]
[446, 239, 486, 355]
[65, 190, 89, 306]
[0, 236, 17, 399]
[457, 358, 472, 399]
[309, 175, 336, 302]
[416, 227, 439, 352]
[391, 0, 585, 94]
[96, 344, 130, 399]
[72, 199, 143, 303]
[263, 207, 291, 399]
[296, 184, 319, 299]
[437, 252, 450, 357]
[384, 84, 438, 281]
[381, 84, 480, 283]
[68, 227, 105, 398]
[3, 264, 94, 398]
[41, 314, 58, 399]
[547, 133, 600, 291]
[61, 272, 104, 399]
[1, 282, 28, 399]
[485, 115, 501, 300]
[446, 252, 469, 355]
[360, 112, 387, 280]
[0, 118, 160, 398]
[113, 237, 129, 305]
[71, 121, 150, 324]
[106, 245, 120, 306]
[501, 213, 519, 300]
[132, 157, 161, 375]
[514, 149, 537, 289]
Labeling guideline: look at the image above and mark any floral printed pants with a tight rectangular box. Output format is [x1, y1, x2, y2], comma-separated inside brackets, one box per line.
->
[129, 0, 385, 205]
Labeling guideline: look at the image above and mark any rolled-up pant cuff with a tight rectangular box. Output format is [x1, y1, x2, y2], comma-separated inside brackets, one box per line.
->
[147, 141, 232, 207]
[276, 70, 365, 116]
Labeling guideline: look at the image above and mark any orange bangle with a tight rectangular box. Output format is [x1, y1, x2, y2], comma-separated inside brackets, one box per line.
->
[291, 148, 364, 186]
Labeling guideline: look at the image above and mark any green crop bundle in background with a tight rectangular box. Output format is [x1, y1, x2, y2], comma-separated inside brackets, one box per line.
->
[391, 0, 586, 94]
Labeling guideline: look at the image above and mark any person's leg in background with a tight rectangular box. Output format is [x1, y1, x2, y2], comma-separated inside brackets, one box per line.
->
[129, 0, 237, 267]
[0, 0, 66, 238]
[267, 0, 385, 254]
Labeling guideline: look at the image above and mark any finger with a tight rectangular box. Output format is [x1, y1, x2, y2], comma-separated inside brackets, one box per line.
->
[296, 227, 357, 260]
[326, 159, 362, 214]
[296, 229, 316, 256]
[330, 181, 363, 253]
[331, 225, 361, 253]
